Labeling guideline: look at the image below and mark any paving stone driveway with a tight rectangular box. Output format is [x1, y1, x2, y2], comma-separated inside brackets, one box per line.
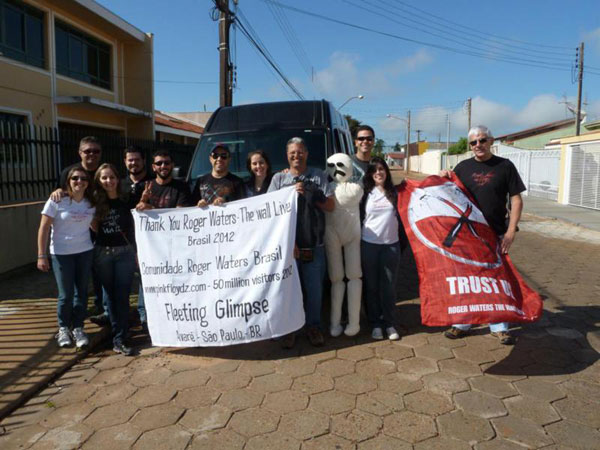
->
[0, 214, 599, 449]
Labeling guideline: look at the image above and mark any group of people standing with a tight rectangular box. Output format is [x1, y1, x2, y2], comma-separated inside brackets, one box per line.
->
[37, 120, 525, 353]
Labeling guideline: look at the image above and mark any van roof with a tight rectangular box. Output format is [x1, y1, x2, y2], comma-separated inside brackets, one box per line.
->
[206, 100, 332, 133]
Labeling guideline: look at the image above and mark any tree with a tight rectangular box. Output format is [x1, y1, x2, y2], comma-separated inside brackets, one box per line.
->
[344, 114, 362, 137]
[372, 138, 385, 159]
[448, 137, 468, 155]
[393, 142, 402, 152]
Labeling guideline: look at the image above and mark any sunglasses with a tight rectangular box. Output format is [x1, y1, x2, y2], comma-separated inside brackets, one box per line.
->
[70, 176, 88, 182]
[211, 152, 229, 160]
[469, 138, 488, 146]
[82, 149, 101, 155]
[153, 160, 171, 166]
[356, 136, 374, 142]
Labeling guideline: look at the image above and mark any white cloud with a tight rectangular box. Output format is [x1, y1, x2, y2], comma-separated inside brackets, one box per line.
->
[583, 27, 600, 52]
[313, 49, 433, 102]
[377, 94, 592, 143]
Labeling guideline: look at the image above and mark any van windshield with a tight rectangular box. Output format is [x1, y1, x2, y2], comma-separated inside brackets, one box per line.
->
[188, 129, 328, 182]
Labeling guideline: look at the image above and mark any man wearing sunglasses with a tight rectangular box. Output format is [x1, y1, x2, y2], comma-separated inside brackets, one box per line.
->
[135, 150, 191, 332]
[56, 136, 103, 191]
[439, 125, 525, 345]
[351, 125, 376, 183]
[192, 144, 243, 207]
[51, 136, 106, 322]
[136, 150, 191, 210]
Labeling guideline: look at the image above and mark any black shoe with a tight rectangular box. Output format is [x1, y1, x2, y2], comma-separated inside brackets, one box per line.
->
[281, 333, 296, 349]
[113, 342, 134, 356]
[90, 314, 110, 327]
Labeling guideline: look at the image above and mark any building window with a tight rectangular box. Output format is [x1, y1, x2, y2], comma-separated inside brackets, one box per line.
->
[55, 20, 111, 90]
[0, 111, 31, 166]
[0, 0, 45, 68]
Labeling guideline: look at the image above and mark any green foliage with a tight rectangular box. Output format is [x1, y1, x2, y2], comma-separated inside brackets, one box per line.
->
[344, 114, 362, 137]
[448, 137, 468, 155]
[372, 138, 385, 159]
[393, 142, 402, 152]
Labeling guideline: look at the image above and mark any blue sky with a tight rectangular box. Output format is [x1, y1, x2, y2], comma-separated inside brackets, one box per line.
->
[98, 0, 600, 145]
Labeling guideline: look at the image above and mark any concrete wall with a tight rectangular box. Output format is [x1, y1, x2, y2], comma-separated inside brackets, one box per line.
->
[419, 151, 443, 175]
[0, 202, 44, 274]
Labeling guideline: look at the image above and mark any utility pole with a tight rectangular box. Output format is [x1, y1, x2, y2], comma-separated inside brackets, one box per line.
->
[446, 114, 450, 152]
[576, 42, 584, 136]
[466, 97, 472, 133]
[218, 0, 233, 107]
[406, 110, 411, 173]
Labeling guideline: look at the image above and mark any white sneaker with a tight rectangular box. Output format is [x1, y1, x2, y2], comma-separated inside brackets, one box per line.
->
[72, 327, 89, 348]
[371, 328, 384, 340]
[386, 327, 400, 341]
[56, 327, 72, 347]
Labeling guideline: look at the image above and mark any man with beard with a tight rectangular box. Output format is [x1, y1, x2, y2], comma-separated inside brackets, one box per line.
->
[135, 151, 191, 332]
[192, 144, 243, 207]
[439, 125, 525, 345]
[120, 146, 154, 204]
[136, 150, 191, 210]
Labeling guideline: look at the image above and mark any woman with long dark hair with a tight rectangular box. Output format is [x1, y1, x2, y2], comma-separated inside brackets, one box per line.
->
[244, 150, 273, 197]
[93, 163, 136, 356]
[37, 166, 96, 348]
[360, 157, 405, 341]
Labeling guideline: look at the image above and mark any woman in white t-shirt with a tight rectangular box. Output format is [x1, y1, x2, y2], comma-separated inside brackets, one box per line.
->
[37, 166, 96, 349]
[360, 157, 405, 341]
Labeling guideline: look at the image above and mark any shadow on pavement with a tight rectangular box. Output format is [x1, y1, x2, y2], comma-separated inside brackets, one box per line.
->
[485, 305, 600, 378]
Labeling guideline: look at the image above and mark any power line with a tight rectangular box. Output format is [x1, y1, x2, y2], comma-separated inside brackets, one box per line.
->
[234, 7, 305, 99]
[352, 0, 574, 63]
[388, 0, 574, 51]
[265, 0, 313, 77]
[262, 1, 575, 73]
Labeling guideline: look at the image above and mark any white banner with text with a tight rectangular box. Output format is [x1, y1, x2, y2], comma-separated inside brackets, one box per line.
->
[132, 186, 304, 346]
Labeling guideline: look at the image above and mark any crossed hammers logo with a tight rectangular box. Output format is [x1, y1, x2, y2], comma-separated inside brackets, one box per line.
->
[435, 197, 495, 255]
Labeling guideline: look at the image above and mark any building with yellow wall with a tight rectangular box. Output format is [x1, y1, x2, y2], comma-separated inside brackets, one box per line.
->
[0, 0, 154, 138]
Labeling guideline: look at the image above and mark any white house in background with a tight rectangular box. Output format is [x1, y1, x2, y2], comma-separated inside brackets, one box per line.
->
[385, 152, 405, 168]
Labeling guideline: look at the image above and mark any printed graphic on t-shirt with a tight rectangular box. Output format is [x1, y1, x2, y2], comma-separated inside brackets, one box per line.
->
[148, 190, 172, 209]
[101, 209, 123, 235]
[472, 171, 495, 186]
[197, 182, 233, 203]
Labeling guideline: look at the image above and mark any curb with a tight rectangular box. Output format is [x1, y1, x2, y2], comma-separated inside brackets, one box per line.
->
[0, 325, 110, 421]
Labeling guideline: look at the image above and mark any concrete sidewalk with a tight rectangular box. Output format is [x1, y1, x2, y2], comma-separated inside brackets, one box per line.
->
[523, 196, 600, 232]
[0, 271, 110, 420]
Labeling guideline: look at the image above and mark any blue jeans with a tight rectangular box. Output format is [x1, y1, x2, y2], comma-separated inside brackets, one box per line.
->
[361, 240, 400, 328]
[51, 250, 94, 329]
[453, 231, 508, 334]
[296, 245, 326, 327]
[94, 245, 136, 345]
[138, 282, 146, 323]
[454, 323, 509, 333]
[91, 265, 107, 315]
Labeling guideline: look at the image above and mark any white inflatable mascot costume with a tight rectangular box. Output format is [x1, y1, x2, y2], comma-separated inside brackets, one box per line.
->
[325, 153, 364, 337]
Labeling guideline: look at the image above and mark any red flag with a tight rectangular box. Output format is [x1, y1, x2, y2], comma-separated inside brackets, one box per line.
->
[397, 174, 542, 326]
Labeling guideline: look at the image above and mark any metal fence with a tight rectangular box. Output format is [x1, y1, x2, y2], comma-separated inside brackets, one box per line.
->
[495, 144, 561, 201]
[0, 123, 195, 206]
[568, 143, 600, 210]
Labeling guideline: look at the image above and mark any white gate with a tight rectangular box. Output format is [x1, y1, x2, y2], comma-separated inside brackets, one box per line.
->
[495, 145, 561, 201]
[568, 143, 600, 210]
